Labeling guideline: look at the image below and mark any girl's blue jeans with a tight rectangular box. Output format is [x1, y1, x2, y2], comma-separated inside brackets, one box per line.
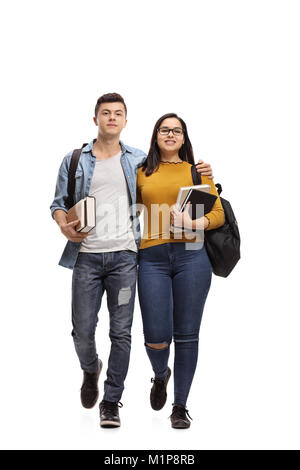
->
[137, 242, 212, 406]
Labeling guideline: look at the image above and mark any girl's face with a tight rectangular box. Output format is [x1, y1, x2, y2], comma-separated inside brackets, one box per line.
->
[156, 117, 185, 154]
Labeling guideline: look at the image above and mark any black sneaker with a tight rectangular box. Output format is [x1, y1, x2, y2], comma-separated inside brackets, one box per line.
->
[170, 404, 192, 429]
[80, 359, 103, 409]
[150, 367, 171, 411]
[99, 400, 123, 428]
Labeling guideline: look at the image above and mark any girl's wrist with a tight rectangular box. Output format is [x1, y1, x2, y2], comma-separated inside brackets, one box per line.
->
[191, 216, 209, 231]
[204, 216, 210, 229]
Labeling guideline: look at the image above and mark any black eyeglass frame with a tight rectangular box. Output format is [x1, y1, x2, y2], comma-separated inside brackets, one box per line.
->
[157, 127, 184, 136]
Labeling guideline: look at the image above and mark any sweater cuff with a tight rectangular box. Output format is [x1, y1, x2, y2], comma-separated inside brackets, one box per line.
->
[204, 215, 211, 229]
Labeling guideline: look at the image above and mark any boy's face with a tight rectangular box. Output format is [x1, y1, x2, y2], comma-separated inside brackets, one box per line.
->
[94, 102, 127, 137]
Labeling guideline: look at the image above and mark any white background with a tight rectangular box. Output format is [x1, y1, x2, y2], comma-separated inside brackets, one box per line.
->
[0, 0, 299, 450]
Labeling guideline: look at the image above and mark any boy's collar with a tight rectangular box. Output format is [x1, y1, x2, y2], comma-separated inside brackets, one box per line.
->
[82, 139, 132, 154]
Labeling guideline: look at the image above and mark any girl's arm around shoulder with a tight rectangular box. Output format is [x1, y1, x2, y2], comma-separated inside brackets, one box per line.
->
[201, 175, 225, 231]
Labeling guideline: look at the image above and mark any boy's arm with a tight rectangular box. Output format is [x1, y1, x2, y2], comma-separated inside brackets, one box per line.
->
[50, 154, 71, 219]
[53, 209, 68, 227]
[50, 153, 89, 242]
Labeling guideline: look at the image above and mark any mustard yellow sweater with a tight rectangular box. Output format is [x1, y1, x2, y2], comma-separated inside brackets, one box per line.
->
[137, 161, 225, 250]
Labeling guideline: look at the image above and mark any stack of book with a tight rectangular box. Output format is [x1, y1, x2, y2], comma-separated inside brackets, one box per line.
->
[66, 196, 96, 233]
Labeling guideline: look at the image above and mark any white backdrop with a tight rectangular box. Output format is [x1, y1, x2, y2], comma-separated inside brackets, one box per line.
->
[1, 0, 299, 450]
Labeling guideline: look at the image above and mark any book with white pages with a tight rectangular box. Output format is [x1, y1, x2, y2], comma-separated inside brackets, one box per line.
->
[170, 184, 216, 233]
[176, 184, 211, 209]
[66, 196, 96, 233]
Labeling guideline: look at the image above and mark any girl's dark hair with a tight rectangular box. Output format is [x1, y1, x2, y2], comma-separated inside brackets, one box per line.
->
[142, 113, 195, 176]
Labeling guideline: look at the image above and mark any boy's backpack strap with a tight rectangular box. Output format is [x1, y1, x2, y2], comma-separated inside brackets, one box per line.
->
[66, 143, 88, 209]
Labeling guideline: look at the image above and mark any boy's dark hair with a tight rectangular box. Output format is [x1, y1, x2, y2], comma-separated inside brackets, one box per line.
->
[95, 93, 127, 117]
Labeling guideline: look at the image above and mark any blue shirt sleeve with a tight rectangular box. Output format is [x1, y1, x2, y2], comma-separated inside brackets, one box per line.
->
[49, 151, 72, 219]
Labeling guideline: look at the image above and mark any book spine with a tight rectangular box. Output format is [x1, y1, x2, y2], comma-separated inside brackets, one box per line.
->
[84, 198, 87, 229]
[181, 189, 192, 212]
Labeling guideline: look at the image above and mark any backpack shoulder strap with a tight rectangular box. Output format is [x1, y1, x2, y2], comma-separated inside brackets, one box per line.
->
[66, 143, 88, 209]
[191, 165, 223, 196]
[191, 165, 202, 185]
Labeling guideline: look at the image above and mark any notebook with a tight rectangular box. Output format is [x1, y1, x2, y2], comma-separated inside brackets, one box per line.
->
[178, 184, 217, 219]
[170, 184, 217, 233]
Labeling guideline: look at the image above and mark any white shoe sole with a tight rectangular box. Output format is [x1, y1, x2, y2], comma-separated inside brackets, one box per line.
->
[100, 420, 120, 428]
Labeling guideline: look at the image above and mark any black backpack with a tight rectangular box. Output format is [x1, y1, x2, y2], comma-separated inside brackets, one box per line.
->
[191, 166, 241, 277]
[65, 143, 88, 210]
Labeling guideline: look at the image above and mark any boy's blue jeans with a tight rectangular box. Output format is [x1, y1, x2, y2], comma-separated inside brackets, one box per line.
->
[71, 250, 137, 403]
[137, 242, 212, 407]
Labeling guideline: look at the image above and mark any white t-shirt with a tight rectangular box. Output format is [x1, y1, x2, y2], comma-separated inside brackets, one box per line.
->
[79, 152, 137, 253]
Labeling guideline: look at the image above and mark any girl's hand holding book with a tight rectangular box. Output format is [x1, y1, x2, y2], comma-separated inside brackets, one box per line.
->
[170, 202, 193, 230]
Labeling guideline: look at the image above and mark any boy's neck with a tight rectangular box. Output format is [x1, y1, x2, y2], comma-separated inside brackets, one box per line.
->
[93, 135, 122, 160]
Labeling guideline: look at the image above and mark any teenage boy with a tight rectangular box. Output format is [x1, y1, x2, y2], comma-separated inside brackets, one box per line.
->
[50, 93, 213, 428]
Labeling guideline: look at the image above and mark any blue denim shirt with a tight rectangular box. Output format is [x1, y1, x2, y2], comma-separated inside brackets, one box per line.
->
[50, 139, 147, 269]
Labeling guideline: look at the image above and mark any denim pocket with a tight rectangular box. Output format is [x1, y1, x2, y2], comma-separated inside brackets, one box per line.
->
[123, 249, 137, 256]
[121, 250, 138, 265]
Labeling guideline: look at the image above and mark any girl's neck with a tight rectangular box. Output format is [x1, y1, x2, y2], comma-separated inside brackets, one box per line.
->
[160, 151, 181, 163]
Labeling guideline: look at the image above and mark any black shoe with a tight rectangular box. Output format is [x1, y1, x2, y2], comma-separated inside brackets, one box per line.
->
[80, 359, 103, 409]
[170, 404, 192, 429]
[99, 400, 123, 428]
[150, 367, 171, 411]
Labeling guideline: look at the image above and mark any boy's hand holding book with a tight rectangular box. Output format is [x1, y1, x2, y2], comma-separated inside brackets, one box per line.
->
[54, 196, 95, 242]
[60, 219, 90, 242]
